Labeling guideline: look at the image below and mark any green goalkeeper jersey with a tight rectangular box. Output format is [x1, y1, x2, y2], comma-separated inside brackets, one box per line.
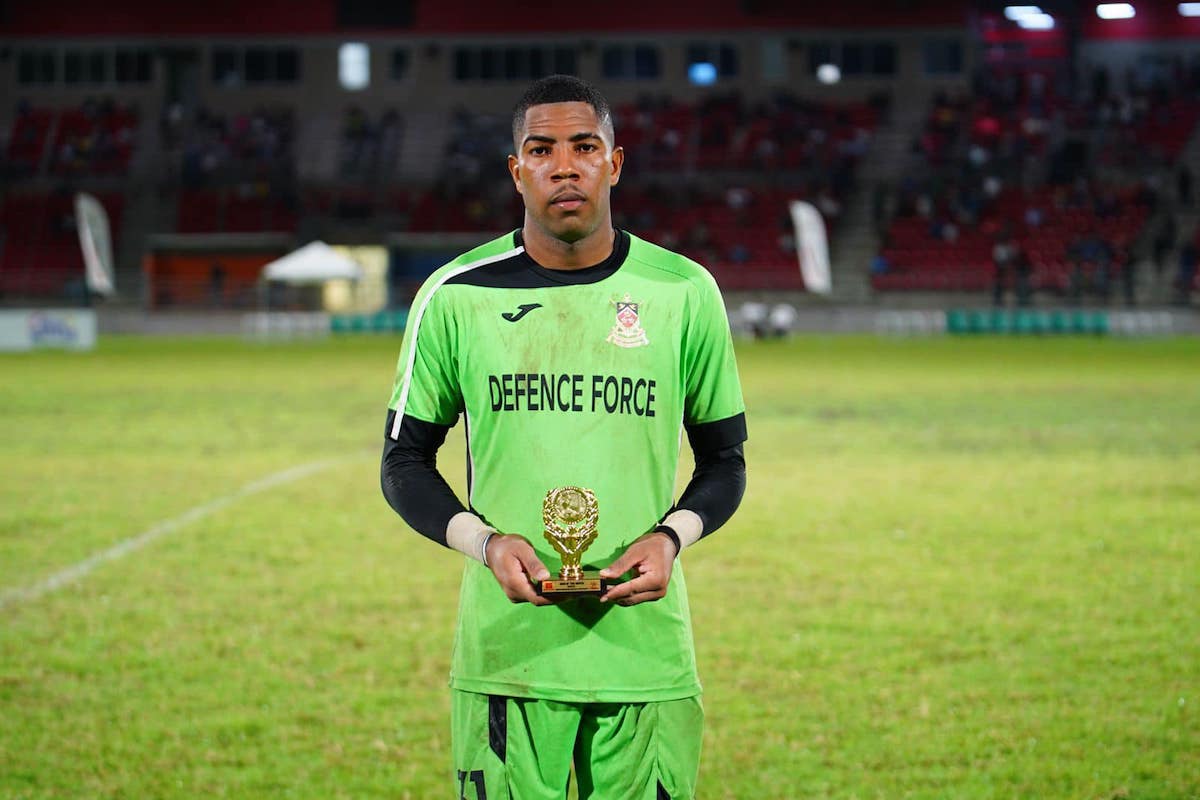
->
[387, 229, 746, 703]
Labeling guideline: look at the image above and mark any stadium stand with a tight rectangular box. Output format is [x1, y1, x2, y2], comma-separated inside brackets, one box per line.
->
[872, 62, 1200, 303]
[177, 186, 297, 234]
[408, 91, 879, 291]
[5, 105, 55, 179]
[173, 106, 294, 187]
[5, 100, 138, 179]
[0, 189, 123, 301]
[3, 0, 1199, 312]
[49, 99, 139, 176]
[144, 89, 873, 293]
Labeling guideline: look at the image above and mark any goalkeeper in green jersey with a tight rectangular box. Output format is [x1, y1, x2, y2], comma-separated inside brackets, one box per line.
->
[382, 74, 747, 799]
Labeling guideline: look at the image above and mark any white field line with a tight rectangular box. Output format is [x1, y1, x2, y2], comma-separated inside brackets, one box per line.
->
[0, 458, 347, 610]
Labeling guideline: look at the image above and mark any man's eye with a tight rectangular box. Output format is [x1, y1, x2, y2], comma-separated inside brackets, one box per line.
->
[578, 143, 597, 152]
[530, 146, 550, 155]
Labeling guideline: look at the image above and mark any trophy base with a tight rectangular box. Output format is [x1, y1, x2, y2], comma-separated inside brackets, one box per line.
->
[536, 571, 609, 598]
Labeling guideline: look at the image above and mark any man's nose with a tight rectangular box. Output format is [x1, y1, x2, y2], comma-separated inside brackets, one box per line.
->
[551, 151, 580, 180]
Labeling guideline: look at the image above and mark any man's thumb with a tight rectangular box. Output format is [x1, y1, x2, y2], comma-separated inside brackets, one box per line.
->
[600, 552, 636, 579]
[518, 551, 551, 582]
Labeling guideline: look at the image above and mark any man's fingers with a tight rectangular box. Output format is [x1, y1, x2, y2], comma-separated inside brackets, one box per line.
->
[599, 551, 639, 580]
[497, 563, 551, 605]
[614, 590, 665, 607]
[488, 535, 552, 605]
[512, 555, 553, 606]
[601, 533, 676, 580]
[512, 580, 552, 605]
[600, 534, 676, 605]
[601, 571, 666, 604]
[606, 583, 667, 606]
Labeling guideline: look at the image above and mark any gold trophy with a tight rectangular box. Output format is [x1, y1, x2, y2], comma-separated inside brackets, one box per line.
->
[537, 486, 607, 597]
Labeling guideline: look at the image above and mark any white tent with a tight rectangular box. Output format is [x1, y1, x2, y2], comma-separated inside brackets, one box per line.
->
[261, 241, 363, 284]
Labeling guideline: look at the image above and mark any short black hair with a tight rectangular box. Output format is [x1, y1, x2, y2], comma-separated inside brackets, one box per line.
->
[511, 74, 614, 149]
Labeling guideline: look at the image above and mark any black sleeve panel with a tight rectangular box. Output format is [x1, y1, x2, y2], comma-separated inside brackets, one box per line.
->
[380, 410, 467, 547]
[685, 412, 748, 453]
[672, 437, 746, 540]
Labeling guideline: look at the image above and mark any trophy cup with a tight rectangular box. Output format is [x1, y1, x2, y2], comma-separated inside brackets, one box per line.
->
[537, 486, 608, 597]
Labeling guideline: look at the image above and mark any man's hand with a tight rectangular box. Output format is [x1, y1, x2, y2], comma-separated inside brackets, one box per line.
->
[485, 533, 554, 606]
[599, 531, 678, 606]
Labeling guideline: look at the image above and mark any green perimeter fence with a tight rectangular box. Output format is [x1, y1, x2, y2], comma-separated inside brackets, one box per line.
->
[311, 308, 1182, 337]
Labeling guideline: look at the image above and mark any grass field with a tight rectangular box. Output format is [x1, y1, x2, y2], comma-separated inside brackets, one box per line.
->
[1, 334, 1198, 799]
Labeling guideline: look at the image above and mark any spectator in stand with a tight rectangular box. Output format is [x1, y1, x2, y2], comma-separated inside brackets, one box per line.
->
[1114, 243, 1136, 307]
[1068, 228, 1113, 304]
[342, 105, 372, 173]
[686, 222, 717, 266]
[208, 261, 226, 307]
[725, 186, 752, 212]
[915, 191, 934, 219]
[939, 220, 959, 243]
[1023, 199, 1044, 229]
[776, 227, 795, 257]
[727, 243, 750, 266]
[161, 102, 185, 149]
[952, 182, 981, 227]
[1066, 177, 1091, 210]
[1176, 241, 1197, 306]
[378, 109, 402, 164]
[1136, 174, 1161, 211]
[991, 228, 1020, 306]
[1153, 214, 1177, 276]
[816, 187, 841, 225]
[1014, 245, 1033, 306]
[982, 175, 1003, 201]
[1093, 187, 1121, 220]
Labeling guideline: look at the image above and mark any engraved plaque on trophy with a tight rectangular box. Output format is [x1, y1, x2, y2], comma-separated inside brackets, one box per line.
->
[537, 486, 608, 597]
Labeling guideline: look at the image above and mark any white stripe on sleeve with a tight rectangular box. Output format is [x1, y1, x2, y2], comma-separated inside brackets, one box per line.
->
[390, 245, 524, 439]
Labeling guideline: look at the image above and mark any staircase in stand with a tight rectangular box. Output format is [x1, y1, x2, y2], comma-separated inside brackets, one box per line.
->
[396, 110, 450, 185]
[829, 103, 929, 303]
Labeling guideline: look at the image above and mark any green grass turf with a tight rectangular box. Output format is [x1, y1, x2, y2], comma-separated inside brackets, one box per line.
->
[1, 334, 1197, 799]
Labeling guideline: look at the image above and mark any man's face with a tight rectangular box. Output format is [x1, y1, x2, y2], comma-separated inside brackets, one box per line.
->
[508, 101, 624, 244]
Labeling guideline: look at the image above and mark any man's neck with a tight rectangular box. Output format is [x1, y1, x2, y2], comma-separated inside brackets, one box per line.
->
[521, 221, 615, 270]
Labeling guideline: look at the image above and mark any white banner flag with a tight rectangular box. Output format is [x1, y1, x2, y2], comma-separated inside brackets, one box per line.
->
[74, 192, 115, 296]
[788, 200, 832, 295]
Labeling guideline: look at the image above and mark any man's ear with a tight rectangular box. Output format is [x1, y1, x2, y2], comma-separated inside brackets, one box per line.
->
[507, 153, 523, 195]
[609, 146, 624, 187]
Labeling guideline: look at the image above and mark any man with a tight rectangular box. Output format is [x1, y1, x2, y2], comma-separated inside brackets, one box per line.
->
[381, 75, 747, 799]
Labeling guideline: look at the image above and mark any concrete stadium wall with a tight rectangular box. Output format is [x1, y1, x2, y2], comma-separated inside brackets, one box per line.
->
[0, 31, 972, 118]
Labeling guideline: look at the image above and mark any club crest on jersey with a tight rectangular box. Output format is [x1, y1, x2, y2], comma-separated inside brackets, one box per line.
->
[606, 293, 649, 349]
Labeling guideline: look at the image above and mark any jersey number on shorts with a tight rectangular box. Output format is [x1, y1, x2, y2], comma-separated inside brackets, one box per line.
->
[457, 769, 487, 800]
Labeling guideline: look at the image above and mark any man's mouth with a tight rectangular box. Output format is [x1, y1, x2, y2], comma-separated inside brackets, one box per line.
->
[550, 192, 586, 211]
